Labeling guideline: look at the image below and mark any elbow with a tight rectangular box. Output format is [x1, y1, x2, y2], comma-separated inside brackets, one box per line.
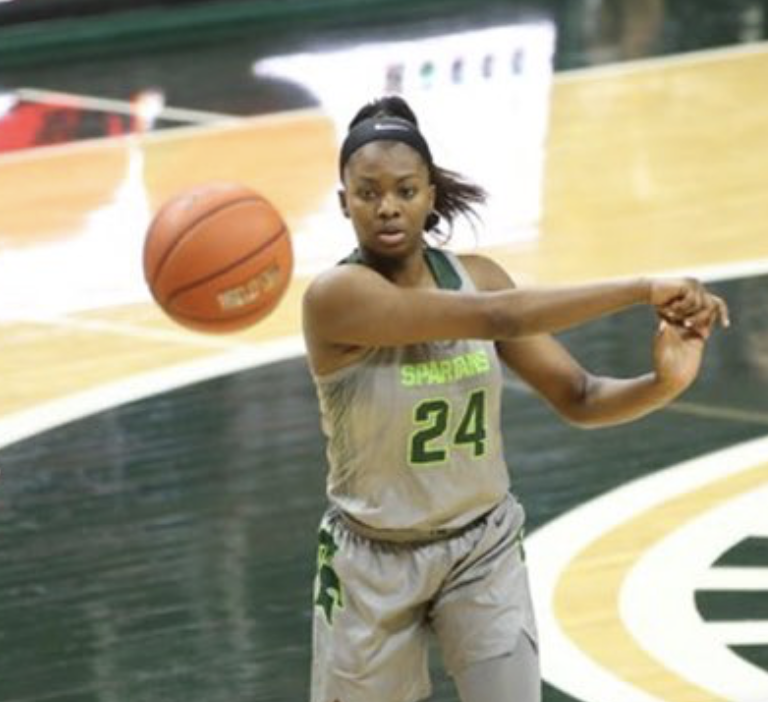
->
[553, 372, 603, 429]
[556, 399, 602, 429]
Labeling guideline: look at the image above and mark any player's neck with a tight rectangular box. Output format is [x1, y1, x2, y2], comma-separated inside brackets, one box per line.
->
[362, 247, 434, 289]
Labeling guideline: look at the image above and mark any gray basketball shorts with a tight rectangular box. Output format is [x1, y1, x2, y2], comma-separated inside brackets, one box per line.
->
[310, 494, 538, 702]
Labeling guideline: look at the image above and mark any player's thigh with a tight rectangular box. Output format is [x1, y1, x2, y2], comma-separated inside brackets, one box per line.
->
[454, 632, 541, 702]
[311, 514, 435, 702]
[312, 600, 432, 702]
[431, 503, 538, 675]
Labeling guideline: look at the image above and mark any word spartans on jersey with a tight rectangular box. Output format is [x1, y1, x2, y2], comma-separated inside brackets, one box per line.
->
[401, 349, 491, 387]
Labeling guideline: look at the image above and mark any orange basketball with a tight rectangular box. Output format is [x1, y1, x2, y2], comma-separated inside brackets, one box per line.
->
[143, 182, 293, 333]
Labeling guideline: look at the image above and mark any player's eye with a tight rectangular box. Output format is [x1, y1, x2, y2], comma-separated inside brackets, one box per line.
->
[357, 188, 376, 201]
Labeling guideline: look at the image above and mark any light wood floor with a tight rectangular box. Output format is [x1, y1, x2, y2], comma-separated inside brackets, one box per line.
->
[2, 44, 767, 421]
[3, 42, 768, 702]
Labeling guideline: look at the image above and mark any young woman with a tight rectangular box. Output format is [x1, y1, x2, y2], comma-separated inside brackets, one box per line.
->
[302, 96, 728, 702]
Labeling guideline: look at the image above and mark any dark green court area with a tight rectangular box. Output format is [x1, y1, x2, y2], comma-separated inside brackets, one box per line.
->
[1, 275, 766, 702]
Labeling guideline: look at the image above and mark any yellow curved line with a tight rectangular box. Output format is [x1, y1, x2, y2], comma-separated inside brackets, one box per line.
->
[554, 461, 768, 702]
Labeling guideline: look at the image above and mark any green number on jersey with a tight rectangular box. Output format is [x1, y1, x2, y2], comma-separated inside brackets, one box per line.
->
[409, 389, 487, 466]
[454, 389, 487, 457]
[410, 399, 450, 464]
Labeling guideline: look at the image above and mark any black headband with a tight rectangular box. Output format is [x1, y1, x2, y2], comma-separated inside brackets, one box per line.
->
[339, 117, 433, 178]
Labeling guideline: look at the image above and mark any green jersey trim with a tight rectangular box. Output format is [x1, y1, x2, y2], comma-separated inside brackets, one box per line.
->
[340, 247, 462, 291]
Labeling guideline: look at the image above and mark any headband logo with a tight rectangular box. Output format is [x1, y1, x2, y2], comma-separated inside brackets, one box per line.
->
[373, 123, 410, 131]
[339, 117, 433, 177]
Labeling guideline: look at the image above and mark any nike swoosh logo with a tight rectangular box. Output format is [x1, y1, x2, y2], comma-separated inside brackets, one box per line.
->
[373, 123, 410, 131]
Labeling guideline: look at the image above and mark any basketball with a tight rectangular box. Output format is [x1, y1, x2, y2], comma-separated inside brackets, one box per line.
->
[143, 182, 293, 333]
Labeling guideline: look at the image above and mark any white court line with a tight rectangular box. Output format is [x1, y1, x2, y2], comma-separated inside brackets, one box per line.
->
[0, 311, 263, 350]
[16, 87, 236, 123]
[0, 40, 766, 447]
[0, 253, 765, 451]
[706, 622, 768, 646]
[698, 568, 768, 591]
[620, 479, 768, 701]
[527, 436, 768, 702]
[0, 336, 306, 452]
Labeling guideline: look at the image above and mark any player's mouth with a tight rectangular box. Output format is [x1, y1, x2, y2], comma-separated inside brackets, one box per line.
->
[376, 228, 407, 245]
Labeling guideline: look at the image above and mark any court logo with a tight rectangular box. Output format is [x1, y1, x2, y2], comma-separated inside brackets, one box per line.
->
[315, 527, 344, 625]
[527, 437, 768, 702]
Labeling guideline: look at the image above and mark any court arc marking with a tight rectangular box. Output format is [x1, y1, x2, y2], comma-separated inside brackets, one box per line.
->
[623, 476, 768, 701]
[0, 32, 765, 702]
[0, 336, 305, 452]
[0, 254, 765, 463]
[527, 436, 768, 702]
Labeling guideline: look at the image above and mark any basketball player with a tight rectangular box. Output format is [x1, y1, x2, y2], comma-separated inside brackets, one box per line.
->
[302, 96, 728, 702]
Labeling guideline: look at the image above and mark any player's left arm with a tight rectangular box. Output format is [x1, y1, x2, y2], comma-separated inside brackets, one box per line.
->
[460, 254, 724, 428]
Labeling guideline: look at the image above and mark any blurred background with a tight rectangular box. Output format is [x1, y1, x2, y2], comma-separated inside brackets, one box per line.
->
[2, 0, 767, 143]
[0, 0, 766, 121]
[1, 2, 768, 702]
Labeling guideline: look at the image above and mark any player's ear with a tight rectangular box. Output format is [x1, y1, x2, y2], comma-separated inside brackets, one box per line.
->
[338, 189, 350, 218]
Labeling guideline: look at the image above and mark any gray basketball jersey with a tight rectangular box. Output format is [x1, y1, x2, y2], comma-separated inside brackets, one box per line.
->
[312, 248, 513, 533]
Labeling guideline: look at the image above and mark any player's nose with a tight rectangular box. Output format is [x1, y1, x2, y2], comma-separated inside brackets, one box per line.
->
[376, 192, 400, 218]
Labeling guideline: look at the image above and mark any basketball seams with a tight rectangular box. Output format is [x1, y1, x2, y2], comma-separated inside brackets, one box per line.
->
[144, 183, 292, 333]
[147, 195, 267, 287]
[166, 224, 289, 308]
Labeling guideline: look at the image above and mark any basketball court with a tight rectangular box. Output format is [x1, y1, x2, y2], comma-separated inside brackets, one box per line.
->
[1, 3, 767, 701]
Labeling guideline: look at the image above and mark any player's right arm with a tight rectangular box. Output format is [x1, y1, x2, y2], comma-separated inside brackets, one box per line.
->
[302, 261, 726, 357]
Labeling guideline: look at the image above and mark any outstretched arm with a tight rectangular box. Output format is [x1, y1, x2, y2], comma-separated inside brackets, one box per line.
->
[303, 259, 727, 350]
[462, 255, 726, 428]
[497, 322, 710, 428]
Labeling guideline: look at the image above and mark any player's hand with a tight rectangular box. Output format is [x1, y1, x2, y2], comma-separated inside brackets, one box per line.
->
[649, 278, 730, 335]
[653, 319, 709, 393]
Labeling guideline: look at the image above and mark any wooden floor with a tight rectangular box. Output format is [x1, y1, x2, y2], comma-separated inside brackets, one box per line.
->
[1, 39, 768, 702]
[2, 44, 768, 421]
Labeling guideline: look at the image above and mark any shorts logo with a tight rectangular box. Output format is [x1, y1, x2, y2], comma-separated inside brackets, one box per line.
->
[314, 528, 344, 626]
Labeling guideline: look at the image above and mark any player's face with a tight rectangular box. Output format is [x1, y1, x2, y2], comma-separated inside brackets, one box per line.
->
[340, 142, 435, 259]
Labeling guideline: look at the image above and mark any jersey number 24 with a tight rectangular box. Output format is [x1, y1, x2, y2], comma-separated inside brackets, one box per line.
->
[409, 389, 487, 465]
